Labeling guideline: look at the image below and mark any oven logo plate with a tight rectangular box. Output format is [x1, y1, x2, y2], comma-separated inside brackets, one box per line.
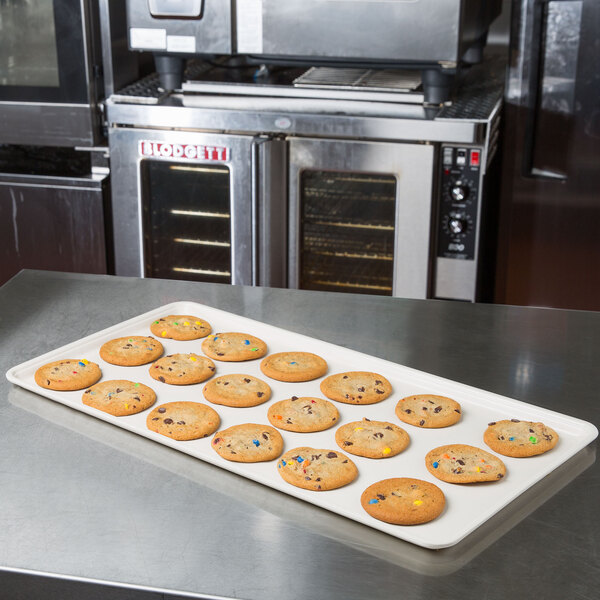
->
[139, 141, 229, 161]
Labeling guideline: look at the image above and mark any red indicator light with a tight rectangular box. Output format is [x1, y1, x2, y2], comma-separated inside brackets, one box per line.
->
[470, 150, 480, 167]
[444, 168, 450, 175]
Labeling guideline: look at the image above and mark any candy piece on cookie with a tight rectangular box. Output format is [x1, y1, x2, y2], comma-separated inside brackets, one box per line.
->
[396, 394, 462, 428]
[425, 444, 506, 483]
[484, 419, 559, 457]
[203, 374, 271, 407]
[212, 424, 283, 462]
[35, 359, 101, 391]
[277, 447, 358, 491]
[267, 396, 339, 433]
[100, 336, 163, 366]
[150, 315, 211, 340]
[320, 371, 392, 405]
[361, 478, 445, 525]
[149, 353, 215, 385]
[335, 418, 409, 459]
[82, 380, 156, 416]
[201, 332, 267, 362]
[260, 352, 327, 382]
[146, 401, 220, 441]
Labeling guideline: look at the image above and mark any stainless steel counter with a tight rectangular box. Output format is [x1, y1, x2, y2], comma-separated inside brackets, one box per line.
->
[1, 270, 598, 599]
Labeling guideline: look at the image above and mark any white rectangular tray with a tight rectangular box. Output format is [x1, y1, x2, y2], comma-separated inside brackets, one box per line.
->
[6, 301, 598, 549]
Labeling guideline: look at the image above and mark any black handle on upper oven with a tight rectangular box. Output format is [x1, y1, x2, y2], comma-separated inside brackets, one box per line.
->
[522, 0, 580, 181]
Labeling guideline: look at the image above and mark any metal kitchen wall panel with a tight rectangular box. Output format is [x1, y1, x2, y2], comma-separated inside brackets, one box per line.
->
[0, 173, 109, 286]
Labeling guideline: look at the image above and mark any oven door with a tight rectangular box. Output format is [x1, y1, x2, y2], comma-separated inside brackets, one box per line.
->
[289, 137, 434, 299]
[109, 127, 286, 287]
[0, 0, 101, 146]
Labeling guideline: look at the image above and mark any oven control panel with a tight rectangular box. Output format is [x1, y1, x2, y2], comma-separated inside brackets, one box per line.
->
[437, 146, 481, 260]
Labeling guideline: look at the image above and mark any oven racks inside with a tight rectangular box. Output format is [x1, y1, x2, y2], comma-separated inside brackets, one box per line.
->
[299, 170, 397, 295]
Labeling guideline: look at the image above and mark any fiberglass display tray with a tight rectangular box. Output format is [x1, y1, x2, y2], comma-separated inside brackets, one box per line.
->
[6, 301, 598, 549]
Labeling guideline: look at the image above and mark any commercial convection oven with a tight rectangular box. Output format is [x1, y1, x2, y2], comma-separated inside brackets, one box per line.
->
[107, 55, 503, 301]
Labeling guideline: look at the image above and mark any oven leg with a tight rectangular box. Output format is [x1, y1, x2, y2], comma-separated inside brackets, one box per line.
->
[462, 32, 488, 65]
[422, 69, 455, 105]
[154, 54, 185, 91]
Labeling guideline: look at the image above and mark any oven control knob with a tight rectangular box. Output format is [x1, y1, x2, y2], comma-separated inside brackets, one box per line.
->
[448, 215, 468, 234]
[450, 181, 469, 202]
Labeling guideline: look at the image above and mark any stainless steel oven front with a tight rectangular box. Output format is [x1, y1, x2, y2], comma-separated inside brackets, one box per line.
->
[109, 125, 494, 301]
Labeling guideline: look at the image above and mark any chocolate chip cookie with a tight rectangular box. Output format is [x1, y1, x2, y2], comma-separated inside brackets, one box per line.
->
[146, 401, 220, 441]
[150, 315, 211, 341]
[260, 352, 328, 382]
[396, 394, 462, 428]
[277, 447, 358, 491]
[35, 359, 101, 391]
[320, 371, 392, 405]
[201, 332, 267, 362]
[82, 380, 156, 416]
[149, 353, 215, 385]
[361, 478, 446, 525]
[484, 419, 559, 457]
[100, 336, 163, 366]
[203, 374, 271, 407]
[335, 418, 409, 459]
[425, 444, 506, 483]
[211, 424, 283, 462]
[267, 396, 339, 433]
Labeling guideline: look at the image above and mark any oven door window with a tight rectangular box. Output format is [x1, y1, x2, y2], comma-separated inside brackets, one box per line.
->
[0, 0, 88, 103]
[141, 160, 232, 284]
[300, 170, 397, 295]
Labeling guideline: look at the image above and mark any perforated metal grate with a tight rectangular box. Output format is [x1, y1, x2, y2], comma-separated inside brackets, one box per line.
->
[112, 61, 213, 103]
[293, 67, 421, 93]
[437, 54, 506, 121]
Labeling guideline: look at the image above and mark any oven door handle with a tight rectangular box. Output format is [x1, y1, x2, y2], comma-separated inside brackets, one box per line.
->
[251, 137, 263, 287]
[522, 0, 581, 181]
[251, 136, 287, 288]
